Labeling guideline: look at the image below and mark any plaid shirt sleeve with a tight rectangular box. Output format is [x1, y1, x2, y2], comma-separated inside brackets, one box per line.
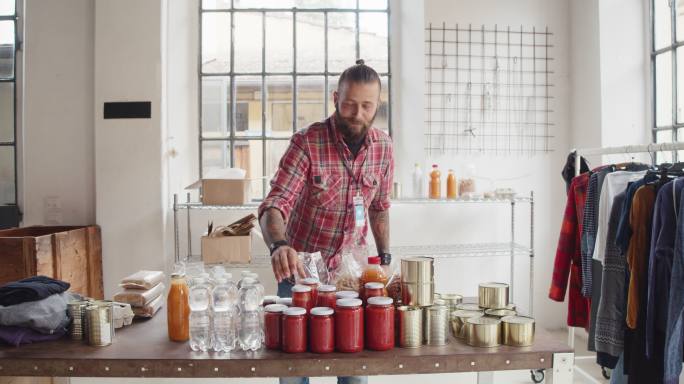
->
[258, 135, 310, 221]
[369, 140, 394, 211]
[550, 179, 579, 301]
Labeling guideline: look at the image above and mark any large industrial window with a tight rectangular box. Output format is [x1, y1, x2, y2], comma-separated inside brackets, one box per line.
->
[652, 0, 684, 161]
[200, 0, 391, 201]
[0, 0, 19, 228]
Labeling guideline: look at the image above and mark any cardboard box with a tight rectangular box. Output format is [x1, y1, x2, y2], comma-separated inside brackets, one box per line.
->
[187, 168, 251, 205]
[201, 234, 252, 265]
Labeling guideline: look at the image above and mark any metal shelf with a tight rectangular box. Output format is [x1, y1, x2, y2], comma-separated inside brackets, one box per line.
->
[392, 196, 531, 204]
[175, 202, 260, 210]
[185, 253, 272, 268]
[392, 242, 531, 259]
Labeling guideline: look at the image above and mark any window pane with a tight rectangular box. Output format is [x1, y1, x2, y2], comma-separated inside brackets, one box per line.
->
[656, 51, 673, 127]
[202, 13, 231, 74]
[202, 0, 231, 10]
[265, 140, 290, 193]
[0, 0, 14, 15]
[678, 0, 684, 41]
[374, 75, 389, 132]
[296, 13, 324, 73]
[234, 13, 262, 73]
[360, 0, 388, 10]
[678, 128, 684, 160]
[0, 146, 14, 204]
[297, 76, 325, 129]
[234, 139, 263, 200]
[0, 21, 15, 79]
[327, 76, 337, 116]
[656, 130, 675, 163]
[266, 76, 293, 137]
[655, 0, 672, 50]
[202, 141, 231, 175]
[201, 77, 230, 138]
[235, 0, 294, 7]
[295, 0, 355, 8]
[235, 76, 262, 136]
[327, 12, 357, 72]
[265, 13, 293, 72]
[359, 12, 388, 73]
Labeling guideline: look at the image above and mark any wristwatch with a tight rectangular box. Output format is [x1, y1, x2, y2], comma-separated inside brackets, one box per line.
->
[269, 240, 289, 255]
[379, 252, 392, 265]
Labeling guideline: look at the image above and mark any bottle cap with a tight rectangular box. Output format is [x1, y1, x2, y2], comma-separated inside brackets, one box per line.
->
[291, 284, 312, 293]
[336, 298, 363, 308]
[368, 256, 381, 265]
[364, 282, 384, 290]
[367, 296, 393, 306]
[336, 290, 359, 299]
[264, 304, 288, 313]
[310, 307, 334, 316]
[318, 284, 337, 292]
[283, 307, 307, 316]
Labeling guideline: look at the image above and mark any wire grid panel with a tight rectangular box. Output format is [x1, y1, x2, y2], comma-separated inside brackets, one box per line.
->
[425, 24, 554, 156]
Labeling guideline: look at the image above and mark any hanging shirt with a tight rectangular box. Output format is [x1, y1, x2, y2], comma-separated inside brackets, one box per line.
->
[581, 167, 613, 297]
[646, 178, 684, 358]
[616, 174, 658, 256]
[625, 184, 657, 330]
[258, 116, 394, 269]
[595, 191, 627, 358]
[664, 184, 684, 383]
[549, 173, 591, 328]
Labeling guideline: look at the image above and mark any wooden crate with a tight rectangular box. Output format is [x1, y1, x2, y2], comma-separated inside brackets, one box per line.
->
[0, 225, 104, 299]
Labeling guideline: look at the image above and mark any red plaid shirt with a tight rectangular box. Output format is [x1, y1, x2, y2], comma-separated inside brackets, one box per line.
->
[259, 115, 394, 269]
[549, 173, 591, 328]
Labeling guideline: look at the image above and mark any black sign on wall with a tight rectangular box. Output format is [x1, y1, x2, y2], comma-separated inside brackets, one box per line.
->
[103, 102, 152, 119]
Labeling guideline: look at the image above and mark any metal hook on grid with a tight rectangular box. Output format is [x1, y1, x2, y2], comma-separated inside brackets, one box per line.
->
[513, 56, 518, 64]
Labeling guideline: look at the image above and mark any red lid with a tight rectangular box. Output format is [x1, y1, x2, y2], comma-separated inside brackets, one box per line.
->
[432, 164, 438, 168]
[368, 256, 381, 265]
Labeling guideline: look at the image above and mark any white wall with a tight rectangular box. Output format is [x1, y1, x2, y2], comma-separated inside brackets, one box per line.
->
[21, 0, 95, 226]
[94, 0, 167, 297]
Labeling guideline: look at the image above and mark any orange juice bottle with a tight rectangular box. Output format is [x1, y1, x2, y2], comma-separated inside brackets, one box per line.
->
[429, 164, 441, 199]
[167, 273, 190, 342]
[360, 256, 389, 299]
[446, 169, 457, 199]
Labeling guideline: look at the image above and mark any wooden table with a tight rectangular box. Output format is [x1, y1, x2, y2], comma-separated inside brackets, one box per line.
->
[0, 311, 574, 383]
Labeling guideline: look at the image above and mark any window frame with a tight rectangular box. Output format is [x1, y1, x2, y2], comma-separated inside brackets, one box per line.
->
[199, 1, 391, 200]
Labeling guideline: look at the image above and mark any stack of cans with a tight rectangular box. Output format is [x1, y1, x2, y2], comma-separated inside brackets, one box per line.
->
[68, 299, 115, 347]
[67, 301, 89, 341]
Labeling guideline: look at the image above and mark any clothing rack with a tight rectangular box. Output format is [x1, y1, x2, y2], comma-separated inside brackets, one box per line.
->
[564, 142, 684, 383]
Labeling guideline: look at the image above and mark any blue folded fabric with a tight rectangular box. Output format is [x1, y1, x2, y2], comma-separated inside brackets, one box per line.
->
[0, 276, 70, 306]
[0, 325, 67, 346]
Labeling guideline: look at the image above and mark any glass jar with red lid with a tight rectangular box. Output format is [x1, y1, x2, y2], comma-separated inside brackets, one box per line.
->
[364, 282, 385, 304]
[300, 277, 320, 304]
[291, 284, 314, 312]
[365, 296, 395, 351]
[281, 307, 307, 353]
[317, 285, 337, 308]
[335, 298, 364, 353]
[264, 304, 288, 350]
[309, 307, 335, 353]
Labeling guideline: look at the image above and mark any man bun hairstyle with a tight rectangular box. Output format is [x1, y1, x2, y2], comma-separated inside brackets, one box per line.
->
[337, 59, 381, 91]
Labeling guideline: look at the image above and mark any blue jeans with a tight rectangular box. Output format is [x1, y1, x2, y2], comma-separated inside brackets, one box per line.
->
[277, 280, 367, 384]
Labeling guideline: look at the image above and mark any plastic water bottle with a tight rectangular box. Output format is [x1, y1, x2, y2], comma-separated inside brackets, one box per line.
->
[212, 275, 238, 352]
[238, 284, 263, 351]
[189, 277, 212, 351]
[412, 163, 424, 198]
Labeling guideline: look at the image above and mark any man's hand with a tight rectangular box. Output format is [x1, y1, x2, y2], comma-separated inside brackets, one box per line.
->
[271, 245, 306, 283]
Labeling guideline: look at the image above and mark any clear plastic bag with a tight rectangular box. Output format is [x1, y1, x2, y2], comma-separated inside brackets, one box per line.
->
[113, 282, 165, 307]
[119, 270, 165, 290]
[330, 252, 364, 292]
[295, 251, 330, 285]
[384, 257, 402, 304]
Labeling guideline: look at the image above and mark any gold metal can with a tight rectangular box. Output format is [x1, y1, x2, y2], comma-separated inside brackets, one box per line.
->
[478, 282, 509, 309]
[440, 293, 463, 311]
[450, 309, 483, 339]
[455, 303, 481, 311]
[401, 282, 434, 307]
[398, 306, 423, 348]
[466, 316, 501, 347]
[423, 305, 449, 346]
[501, 316, 535, 347]
[432, 298, 447, 306]
[86, 303, 114, 347]
[484, 308, 517, 319]
[401, 257, 434, 307]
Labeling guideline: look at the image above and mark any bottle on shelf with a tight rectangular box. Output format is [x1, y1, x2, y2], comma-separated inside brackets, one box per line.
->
[189, 276, 212, 351]
[211, 274, 238, 352]
[167, 273, 190, 342]
[446, 169, 458, 200]
[238, 283, 263, 351]
[360, 256, 389, 300]
[429, 164, 441, 199]
[412, 163, 424, 199]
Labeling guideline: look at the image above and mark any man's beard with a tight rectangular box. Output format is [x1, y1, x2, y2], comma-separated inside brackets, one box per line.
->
[334, 104, 376, 142]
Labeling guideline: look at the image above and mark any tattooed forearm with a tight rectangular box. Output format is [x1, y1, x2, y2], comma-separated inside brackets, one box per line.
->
[260, 208, 288, 245]
[368, 209, 390, 255]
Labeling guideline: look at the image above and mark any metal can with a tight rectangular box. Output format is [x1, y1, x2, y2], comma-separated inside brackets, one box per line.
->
[484, 308, 517, 319]
[86, 303, 114, 347]
[397, 306, 423, 348]
[392, 182, 402, 199]
[450, 309, 483, 339]
[67, 301, 89, 340]
[501, 316, 535, 347]
[423, 305, 449, 346]
[401, 257, 434, 307]
[478, 282, 509, 309]
[440, 293, 463, 312]
[466, 317, 501, 348]
[455, 303, 481, 311]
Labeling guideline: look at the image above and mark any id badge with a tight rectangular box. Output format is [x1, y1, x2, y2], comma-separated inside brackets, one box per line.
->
[353, 193, 365, 228]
